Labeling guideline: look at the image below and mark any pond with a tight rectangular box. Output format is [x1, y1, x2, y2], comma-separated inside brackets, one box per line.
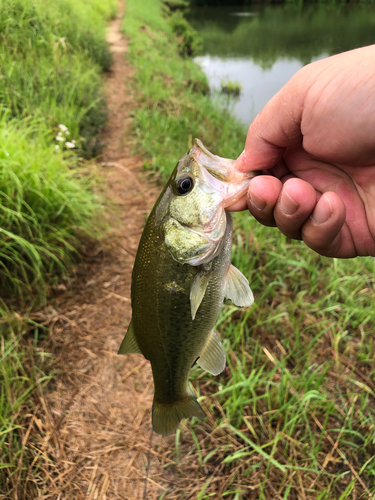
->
[188, 4, 375, 126]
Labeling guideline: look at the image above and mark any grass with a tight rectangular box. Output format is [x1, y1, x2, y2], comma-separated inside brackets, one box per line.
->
[0, 315, 52, 497]
[123, 0, 375, 497]
[0, 0, 118, 304]
[0, 116, 100, 305]
[0, 0, 117, 155]
[124, 0, 245, 178]
[0, 0, 116, 497]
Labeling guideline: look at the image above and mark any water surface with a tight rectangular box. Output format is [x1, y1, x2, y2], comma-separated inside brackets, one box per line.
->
[189, 5, 375, 125]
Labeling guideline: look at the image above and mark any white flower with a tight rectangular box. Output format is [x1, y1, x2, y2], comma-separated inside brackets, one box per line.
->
[58, 124, 68, 132]
[56, 136, 65, 141]
[55, 145, 59, 149]
[66, 130, 70, 135]
[65, 141, 76, 149]
[72, 140, 76, 144]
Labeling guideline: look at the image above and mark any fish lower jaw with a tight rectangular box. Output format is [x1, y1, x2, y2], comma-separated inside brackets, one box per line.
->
[222, 185, 249, 208]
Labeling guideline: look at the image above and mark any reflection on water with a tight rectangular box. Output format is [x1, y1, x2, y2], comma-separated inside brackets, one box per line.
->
[231, 12, 257, 17]
[195, 54, 327, 125]
[189, 4, 375, 125]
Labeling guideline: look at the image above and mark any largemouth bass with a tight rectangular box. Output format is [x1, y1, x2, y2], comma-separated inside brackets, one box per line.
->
[118, 139, 256, 436]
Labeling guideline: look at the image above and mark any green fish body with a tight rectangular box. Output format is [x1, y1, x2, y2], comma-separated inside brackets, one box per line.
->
[119, 140, 255, 435]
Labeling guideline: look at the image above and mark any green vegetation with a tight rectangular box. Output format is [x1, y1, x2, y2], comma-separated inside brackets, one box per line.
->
[0, 0, 116, 496]
[221, 80, 242, 96]
[0, 315, 52, 497]
[168, 10, 203, 56]
[163, 0, 190, 10]
[188, 4, 375, 66]
[0, 0, 117, 155]
[124, 0, 246, 178]
[0, 0, 118, 304]
[0, 118, 100, 304]
[124, 0, 375, 497]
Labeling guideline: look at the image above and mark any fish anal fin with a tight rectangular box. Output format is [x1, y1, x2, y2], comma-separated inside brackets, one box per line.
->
[152, 394, 205, 436]
[190, 270, 211, 320]
[118, 320, 142, 355]
[224, 263, 254, 307]
[197, 330, 226, 376]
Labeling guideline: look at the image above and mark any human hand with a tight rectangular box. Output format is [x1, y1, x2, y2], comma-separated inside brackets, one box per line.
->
[230, 45, 375, 258]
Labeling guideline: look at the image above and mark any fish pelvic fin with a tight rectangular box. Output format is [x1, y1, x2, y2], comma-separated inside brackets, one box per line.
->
[197, 330, 226, 376]
[190, 269, 211, 320]
[118, 320, 142, 355]
[224, 263, 254, 307]
[152, 394, 205, 436]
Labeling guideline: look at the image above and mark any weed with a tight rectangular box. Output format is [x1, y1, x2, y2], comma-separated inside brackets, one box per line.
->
[221, 80, 242, 96]
[0, 116, 101, 305]
[0, 0, 117, 156]
[169, 11, 203, 56]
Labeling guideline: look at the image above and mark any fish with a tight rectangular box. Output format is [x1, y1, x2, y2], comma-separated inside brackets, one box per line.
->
[118, 139, 256, 436]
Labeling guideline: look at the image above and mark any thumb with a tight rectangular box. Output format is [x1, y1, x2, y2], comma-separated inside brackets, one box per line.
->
[235, 76, 305, 173]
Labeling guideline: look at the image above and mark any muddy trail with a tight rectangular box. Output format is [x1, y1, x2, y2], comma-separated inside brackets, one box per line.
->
[35, 8, 182, 500]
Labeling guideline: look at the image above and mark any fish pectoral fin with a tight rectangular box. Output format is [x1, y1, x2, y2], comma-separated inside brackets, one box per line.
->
[118, 320, 142, 355]
[190, 270, 211, 320]
[197, 330, 226, 376]
[152, 394, 205, 436]
[224, 263, 254, 307]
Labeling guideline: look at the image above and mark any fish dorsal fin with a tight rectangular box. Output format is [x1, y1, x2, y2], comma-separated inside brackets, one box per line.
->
[197, 330, 226, 376]
[118, 320, 142, 355]
[190, 270, 211, 320]
[224, 264, 254, 307]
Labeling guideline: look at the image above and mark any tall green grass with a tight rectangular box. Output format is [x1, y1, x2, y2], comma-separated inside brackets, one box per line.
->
[124, 0, 375, 497]
[0, 0, 116, 496]
[0, 116, 100, 304]
[0, 0, 117, 155]
[0, 0, 117, 302]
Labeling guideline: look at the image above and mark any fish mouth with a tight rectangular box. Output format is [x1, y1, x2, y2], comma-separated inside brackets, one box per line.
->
[192, 138, 258, 208]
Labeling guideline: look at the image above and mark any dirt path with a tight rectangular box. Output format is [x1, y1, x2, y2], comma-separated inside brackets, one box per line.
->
[38, 7, 171, 499]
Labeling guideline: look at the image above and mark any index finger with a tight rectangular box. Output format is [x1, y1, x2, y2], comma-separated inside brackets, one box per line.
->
[235, 75, 305, 173]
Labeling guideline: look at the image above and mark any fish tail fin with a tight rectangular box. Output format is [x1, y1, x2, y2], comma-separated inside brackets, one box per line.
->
[152, 394, 205, 436]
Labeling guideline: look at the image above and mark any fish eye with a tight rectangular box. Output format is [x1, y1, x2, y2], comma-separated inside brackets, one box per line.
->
[176, 176, 194, 195]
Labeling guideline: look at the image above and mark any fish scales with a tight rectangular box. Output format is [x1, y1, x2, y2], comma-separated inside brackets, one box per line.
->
[119, 139, 256, 435]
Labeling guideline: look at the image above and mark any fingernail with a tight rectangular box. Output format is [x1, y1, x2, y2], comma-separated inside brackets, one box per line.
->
[279, 188, 299, 215]
[311, 195, 332, 224]
[248, 185, 266, 210]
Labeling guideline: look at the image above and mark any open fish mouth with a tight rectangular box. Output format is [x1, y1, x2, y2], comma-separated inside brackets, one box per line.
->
[165, 139, 259, 266]
[192, 138, 258, 208]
